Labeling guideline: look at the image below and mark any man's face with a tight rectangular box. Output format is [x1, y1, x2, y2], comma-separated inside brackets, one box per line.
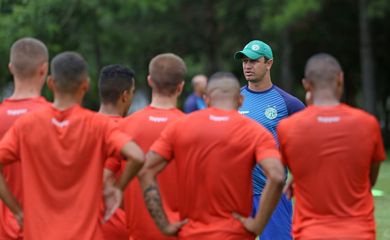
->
[242, 57, 268, 83]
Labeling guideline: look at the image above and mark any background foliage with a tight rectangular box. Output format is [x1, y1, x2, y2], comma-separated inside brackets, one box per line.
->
[0, 0, 389, 146]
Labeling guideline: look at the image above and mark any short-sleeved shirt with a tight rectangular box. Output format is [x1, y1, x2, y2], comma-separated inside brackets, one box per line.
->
[239, 85, 305, 194]
[0, 105, 130, 240]
[277, 104, 386, 239]
[151, 107, 281, 240]
[0, 97, 49, 239]
[117, 105, 184, 240]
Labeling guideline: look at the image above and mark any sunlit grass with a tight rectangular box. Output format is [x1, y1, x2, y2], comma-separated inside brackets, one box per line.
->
[375, 158, 390, 240]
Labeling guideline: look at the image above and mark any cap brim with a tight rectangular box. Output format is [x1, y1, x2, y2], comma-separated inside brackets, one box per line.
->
[234, 50, 261, 60]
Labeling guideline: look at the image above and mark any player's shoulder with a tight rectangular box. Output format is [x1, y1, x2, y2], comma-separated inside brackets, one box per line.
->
[273, 85, 305, 112]
[341, 104, 378, 124]
[278, 105, 308, 128]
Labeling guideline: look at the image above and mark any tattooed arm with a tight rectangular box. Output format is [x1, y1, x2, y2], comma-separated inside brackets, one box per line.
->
[139, 151, 187, 236]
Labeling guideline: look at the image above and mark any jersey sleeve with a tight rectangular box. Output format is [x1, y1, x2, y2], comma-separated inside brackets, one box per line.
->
[149, 121, 177, 161]
[104, 156, 122, 173]
[253, 124, 281, 164]
[275, 86, 305, 115]
[104, 120, 132, 160]
[0, 124, 20, 165]
[372, 119, 386, 163]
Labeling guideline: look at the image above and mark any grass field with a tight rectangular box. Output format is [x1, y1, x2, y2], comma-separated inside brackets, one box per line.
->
[375, 156, 390, 240]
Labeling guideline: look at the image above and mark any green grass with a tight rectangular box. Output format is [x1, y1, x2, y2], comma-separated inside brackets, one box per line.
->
[375, 158, 390, 240]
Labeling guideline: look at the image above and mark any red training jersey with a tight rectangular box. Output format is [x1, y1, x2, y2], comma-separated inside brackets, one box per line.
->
[101, 115, 129, 240]
[277, 104, 386, 240]
[0, 97, 49, 240]
[118, 106, 184, 240]
[151, 107, 281, 240]
[0, 105, 130, 240]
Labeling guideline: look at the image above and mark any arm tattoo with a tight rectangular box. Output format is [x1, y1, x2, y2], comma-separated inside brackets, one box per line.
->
[143, 184, 170, 231]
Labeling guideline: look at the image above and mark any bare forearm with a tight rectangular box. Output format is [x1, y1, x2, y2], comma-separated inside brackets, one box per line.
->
[143, 182, 170, 232]
[0, 173, 22, 217]
[117, 160, 143, 190]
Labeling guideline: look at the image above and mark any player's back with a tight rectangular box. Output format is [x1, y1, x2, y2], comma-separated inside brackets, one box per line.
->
[1, 104, 127, 240]
[120, 106, 184, 240]
[0, 97, 49, 239]
[278, 104, 385, 239]
[153, 107, 278, 240]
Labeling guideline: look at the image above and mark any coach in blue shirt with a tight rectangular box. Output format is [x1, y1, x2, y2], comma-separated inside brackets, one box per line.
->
[234, 40, 305, 240]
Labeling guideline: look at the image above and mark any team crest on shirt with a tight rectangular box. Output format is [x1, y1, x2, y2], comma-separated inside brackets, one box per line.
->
[264, 107, 277, 120]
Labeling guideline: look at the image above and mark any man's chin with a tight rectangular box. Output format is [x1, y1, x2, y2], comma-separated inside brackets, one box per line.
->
[246, 79, 259, 83]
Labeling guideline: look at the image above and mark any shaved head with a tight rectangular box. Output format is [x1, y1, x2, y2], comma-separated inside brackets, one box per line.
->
[51, 52, 88, 94]
[10, 37, 48, 78]
[304, 53, 342, 88]
[206, 72, 241, 101]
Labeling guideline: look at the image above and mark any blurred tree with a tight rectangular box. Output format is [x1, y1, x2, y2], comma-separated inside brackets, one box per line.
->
[0, 0, 389, 148]
[260, 0, 321, 92]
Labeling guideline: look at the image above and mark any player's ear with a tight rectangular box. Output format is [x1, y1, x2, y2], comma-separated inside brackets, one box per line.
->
[147, 75, 154, 88]
[336, 71, 344, 99]
[204, 93, 210, 107]
[38, 62, 49, 77]
[238, 94, 244, 108]
[302, 78, 313, 105]
[47, 76, 55, 92]
[176, 81, 185, 95]
[302, 78, 312, 92]
[80, 77, 90, 93]
[8, 63, 15, 76]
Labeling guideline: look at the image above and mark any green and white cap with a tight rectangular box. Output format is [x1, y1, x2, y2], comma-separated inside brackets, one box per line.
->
[234, 40, 273, 60]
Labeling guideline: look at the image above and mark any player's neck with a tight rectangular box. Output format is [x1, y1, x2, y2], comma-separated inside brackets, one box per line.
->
[312, 90, 340, 106]
[210, 100, 238, 111]
[247, 76, 272, 92]
[150, 93, 177, 109]
[9, 78, 43, 100]
[99, 104, 123, 117]
[52, 94, 82, 111]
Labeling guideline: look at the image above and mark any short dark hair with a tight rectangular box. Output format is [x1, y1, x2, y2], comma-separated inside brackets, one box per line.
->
[10, 37, 48, 78]
[98, 64, 135, 105]
[50, 52, 88, 94]
[149, 53, 187, 96]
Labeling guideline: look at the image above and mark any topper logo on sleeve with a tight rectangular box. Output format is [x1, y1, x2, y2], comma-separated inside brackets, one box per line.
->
[209, 115, 229, 122]
[51, 118, 69, 128]
[264, 107, 277, 120]
[149, 116, 168, 123]
[7, 109, 28, 116]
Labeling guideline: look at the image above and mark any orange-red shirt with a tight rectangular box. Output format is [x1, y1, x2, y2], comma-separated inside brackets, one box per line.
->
[0, 97, 49, 239]
[0, 105, 130, 240]
[101, 115, 129, 240]
[151, 107, 280, 240]
[119, 106, 184, 240]
[277, 104, 386, 240]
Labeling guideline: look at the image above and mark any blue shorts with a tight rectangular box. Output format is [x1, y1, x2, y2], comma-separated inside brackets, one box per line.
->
[251, 193, 292, 240]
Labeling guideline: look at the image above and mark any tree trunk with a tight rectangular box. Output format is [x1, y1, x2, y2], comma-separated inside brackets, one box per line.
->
[280, 27, 293, 93]
[359, 0, 376, 114]
[204, 0, 218, 75]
